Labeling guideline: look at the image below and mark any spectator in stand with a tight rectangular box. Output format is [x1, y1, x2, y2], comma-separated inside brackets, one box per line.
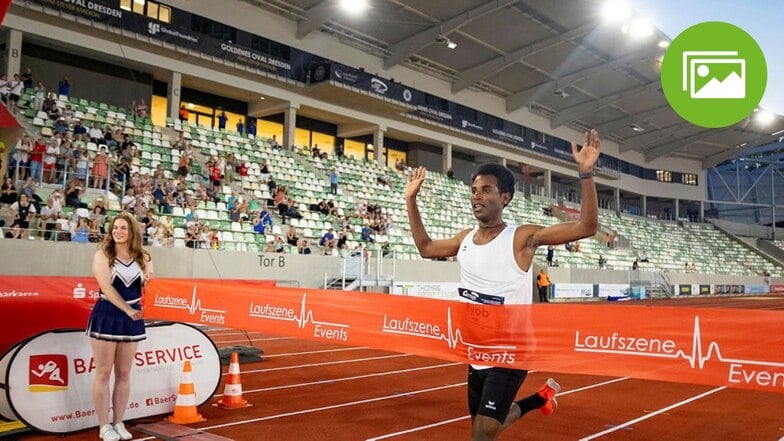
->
[177, 151, 190, 181]
[334, 143, 344, 160]
[129, 100, 138, 117]
[297, 239, 312, 255]
[360, 225, 373, 242]
[210, 159, 222, 191]
[10, 135, 31, 180]
[73, 120, 88, 141]
[29, 138, 46, 182]
[253, 213, 268, 235]
[236, 119, 244, 135]
[639, 249, 649, 263]
[259, 160, 270, 181]
[217, 111, 228, 130]
[19, 178, 42, 209]
[21, 67, 33, 91]
[89, 123, 104, 144]
[286, 224, 299, 246]
[224, 154, 236, 187]
[311, 144, 321, 159]
[32, 81, 46, 111]
[92, 147, 108, 190]
[88, 219, 102, 243]
[179, 104, 189, 122]
[319, 228, 337, 252]
[7, 74, 23, 112]
[210, 229, 221, 250]
[92, 205, 107, 234]
[446, 167, 455, 179]
[270, 135, 281, 151]
[62, 104, 75, 124]
[336, 229, 348, 252]
[329, 167, 340, 195]
[40, 196, 61, 240]
[286, 199, 303, 221]
[247, 119, 256, 137]
[546, 245, 554, 266]
[74, 148, 90, 186]
[52, 117, 68, 136]
[632, 258, 639, 271]
[72, 217, 90, 243]
[0, 177, 17, 206]
[58, 75, 71, 96]
[136, 99, 148, 119]
[274, 235, 286, 253]
[239, 161, 249, 188]
[10, 194, 36, 236]
[275, 188, 289, 224]
[43, 93, 59, 120]
[44, 139, 59, 184]
[185, 224, 199, 249]
[598, 255, 607, 269]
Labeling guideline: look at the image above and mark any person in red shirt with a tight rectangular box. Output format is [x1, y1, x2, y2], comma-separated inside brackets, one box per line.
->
[29, 138, 47, 182]
[210, 162, 222, 191]
[239, 162, 249, 188]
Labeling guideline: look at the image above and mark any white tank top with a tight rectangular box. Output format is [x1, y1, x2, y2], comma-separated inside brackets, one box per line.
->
[457, 225, 534, 370]
[457, 225, 532, 306]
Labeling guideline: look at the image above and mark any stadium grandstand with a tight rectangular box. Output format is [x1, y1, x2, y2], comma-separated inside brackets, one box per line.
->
[1, 0, 784, 439]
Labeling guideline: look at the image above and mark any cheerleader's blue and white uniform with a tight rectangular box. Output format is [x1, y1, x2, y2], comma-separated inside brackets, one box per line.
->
[86, 258, 146, 342]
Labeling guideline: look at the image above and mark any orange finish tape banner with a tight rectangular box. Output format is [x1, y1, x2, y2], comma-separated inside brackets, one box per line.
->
[144, 279, 784, 394]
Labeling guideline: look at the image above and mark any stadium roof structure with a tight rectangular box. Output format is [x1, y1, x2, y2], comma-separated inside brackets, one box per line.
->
[244, 0, 784, 168]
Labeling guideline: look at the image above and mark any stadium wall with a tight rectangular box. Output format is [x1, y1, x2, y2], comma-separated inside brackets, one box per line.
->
[0, 241, 773, 291]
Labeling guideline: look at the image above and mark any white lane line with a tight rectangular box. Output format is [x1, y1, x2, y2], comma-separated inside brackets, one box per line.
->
[137, 382, 468, 440]
[216, 362, 461, 397]
[366, 416, 469, 441]
[223, 353, 413, 376]
[365, 376, 631, 441]
[578, 386, 727, 440]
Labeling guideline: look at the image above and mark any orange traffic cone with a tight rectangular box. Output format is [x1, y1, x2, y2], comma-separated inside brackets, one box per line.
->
[215, 352, 252, 409]
[167, 361, 206, 424]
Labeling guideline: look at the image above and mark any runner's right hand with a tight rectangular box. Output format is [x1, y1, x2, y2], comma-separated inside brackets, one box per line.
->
[405, 167, 426, 200]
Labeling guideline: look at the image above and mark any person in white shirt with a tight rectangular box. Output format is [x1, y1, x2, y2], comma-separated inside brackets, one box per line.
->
[405, 129, 602, 441]
[44, 141, 59, 183]
[7, 73, 23, 111]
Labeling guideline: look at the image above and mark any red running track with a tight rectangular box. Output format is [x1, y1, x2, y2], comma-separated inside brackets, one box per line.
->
[16, 295, 784, 440]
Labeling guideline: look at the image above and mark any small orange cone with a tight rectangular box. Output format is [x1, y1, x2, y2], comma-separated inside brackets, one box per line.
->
[167, 361, 206, 424]
[215, 352, 252, 409]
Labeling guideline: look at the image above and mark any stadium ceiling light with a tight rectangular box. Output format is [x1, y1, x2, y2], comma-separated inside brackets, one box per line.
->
[756, 110, 776, 125]
[658, 40, 670, 48]
[339, 0, 368, 14]
[627, 17, 654, 39]
[435, 35, 457, 50]
[630, 123, 645, 132]
[601, 0, 632, 23]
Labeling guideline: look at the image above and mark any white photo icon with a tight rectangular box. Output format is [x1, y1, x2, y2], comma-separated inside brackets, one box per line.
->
[682, 51, 746, 99]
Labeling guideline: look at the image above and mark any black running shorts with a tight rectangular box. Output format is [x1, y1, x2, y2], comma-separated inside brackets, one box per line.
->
[467, 366, 528, 423]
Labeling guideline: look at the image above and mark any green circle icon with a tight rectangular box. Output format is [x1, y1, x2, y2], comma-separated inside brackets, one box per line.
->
[661, 22, 767, 128]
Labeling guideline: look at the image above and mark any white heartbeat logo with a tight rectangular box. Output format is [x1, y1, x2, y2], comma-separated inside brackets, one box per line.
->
[382, 307, 517, 351]
[574, 316, 784, 370]
[153, 285, 227, 316]
[248, 294, 349, 329]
